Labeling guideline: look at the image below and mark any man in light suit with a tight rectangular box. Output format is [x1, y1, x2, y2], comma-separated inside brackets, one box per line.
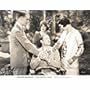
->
[10, 11, 39, 75]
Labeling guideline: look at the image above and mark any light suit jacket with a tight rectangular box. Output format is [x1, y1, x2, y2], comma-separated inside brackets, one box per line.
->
[10, 22, 39, 68]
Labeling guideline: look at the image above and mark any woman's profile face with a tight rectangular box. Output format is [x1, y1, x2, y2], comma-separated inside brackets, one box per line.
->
[41, 24, 47, 32]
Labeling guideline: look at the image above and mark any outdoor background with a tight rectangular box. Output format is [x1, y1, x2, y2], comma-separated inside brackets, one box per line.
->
[0, 10, 90, 75]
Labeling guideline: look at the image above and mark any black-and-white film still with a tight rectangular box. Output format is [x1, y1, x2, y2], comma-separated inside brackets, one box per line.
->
[0, 10, 90, 75]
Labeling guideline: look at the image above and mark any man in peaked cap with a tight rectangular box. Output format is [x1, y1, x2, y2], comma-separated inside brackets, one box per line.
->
[10, 10, 39, 75]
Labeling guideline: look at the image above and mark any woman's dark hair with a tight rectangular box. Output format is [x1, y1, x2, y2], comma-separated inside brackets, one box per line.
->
[58, 17, 70, 27]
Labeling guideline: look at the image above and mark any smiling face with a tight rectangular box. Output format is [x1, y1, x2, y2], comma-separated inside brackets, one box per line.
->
[40, 24, 47, 32]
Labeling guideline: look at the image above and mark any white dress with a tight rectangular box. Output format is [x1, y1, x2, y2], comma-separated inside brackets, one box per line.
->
[30, 34, 61, 75]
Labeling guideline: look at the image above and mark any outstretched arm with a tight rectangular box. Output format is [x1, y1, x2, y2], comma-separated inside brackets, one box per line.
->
[15, 30, 39, 56]
[53, 31, 67, 50]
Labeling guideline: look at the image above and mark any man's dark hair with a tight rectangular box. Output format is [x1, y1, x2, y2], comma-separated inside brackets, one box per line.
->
[18, 13, 26, 18]
[58, 17, 70, 27]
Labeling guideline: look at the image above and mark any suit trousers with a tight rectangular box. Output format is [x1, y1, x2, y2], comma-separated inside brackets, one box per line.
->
[13, 67, 27, 75]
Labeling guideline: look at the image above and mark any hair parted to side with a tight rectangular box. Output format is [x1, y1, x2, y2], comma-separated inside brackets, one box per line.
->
[58, 17, 70, 27]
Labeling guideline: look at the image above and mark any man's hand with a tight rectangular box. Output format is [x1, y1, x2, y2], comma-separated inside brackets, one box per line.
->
[61, 60, 70, 70]
[68, 56, 78, 65]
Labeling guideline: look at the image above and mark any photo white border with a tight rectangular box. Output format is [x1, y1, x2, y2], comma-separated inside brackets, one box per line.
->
[0, 0, 90, 90]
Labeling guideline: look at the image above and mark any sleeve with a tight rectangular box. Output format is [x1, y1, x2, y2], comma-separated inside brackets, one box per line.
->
[75, 32, 84, 57]
[32, 31, 41, 43]
[15, 30, 39, 56]
[32, 31, 42, 47]
[68, 32, 84, 65]
[53, 31, 67, 49]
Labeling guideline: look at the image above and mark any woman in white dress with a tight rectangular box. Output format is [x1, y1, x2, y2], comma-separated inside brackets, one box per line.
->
[30, 34, 62, 75]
